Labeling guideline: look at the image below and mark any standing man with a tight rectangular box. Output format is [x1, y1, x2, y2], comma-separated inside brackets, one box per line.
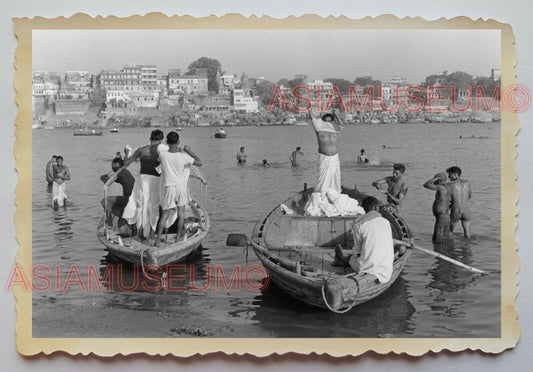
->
[122, 129, 165, 239]
[289, 146, 304, 167]
[372, 163, 408, 213]
[236, 147, 247, 164]
[45, 155, 57, 191]
[333, 196, 394, 283]
[446, 166, 472, 238]
[423, 172, 452, 243]
[309, 107, 343, 193]
[100, 157, 135, 232]
[155, 131, 202, 247]
[52, 155, 71, 210]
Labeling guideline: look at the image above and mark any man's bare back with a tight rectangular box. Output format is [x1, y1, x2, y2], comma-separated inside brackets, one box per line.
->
[448, 179, 471, 222]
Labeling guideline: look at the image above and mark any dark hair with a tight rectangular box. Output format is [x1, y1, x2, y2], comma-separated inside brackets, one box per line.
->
[240, 147, 245, 151]
[360, 149, 365, 153]
[393, 163, 406, 173]
[166, 131, 179, 144]
[446, 166, 462, 176]
[56, 155, 63, 161]
[150, 129, 164, 141]
[112, 157, 124, 166]
[361, 196, 380, 213]
[321, 113, 335, 121]
[296, 147, 301, 151]
[51, 155, 57, 159]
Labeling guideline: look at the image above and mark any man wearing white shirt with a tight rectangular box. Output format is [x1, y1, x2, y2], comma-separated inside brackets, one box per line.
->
[333, 196, 394, 283]
[154, 131, 202, 247]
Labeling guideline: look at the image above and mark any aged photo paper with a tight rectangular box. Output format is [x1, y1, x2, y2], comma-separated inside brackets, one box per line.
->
[12, 13, 519, 357]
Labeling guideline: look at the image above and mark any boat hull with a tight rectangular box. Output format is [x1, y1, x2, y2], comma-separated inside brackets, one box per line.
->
[249, 187, 412, 311]
[97, 199, 210, 267]
[214, 133, 227, 138]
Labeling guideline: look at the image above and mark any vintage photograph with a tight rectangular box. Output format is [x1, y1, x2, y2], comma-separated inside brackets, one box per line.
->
[13, 15, 518, 356]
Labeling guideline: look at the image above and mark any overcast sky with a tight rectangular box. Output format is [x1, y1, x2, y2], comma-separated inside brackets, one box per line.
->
[33, 29, 500, 84]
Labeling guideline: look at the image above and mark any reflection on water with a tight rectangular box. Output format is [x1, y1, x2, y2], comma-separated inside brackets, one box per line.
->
[32, 124, 501, 337]
[251, 276, 415, 338]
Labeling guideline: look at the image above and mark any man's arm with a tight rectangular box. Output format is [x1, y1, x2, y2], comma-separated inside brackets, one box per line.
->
[423, 176, 440, 190]
[387, 184, 408, 205]
[372, 177, 389, 189]
[63, 167, 71, 181]
[123, 148, 142, 167]
[184, 145, 202, 166]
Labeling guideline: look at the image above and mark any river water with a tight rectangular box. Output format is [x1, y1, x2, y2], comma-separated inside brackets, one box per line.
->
[32, 122, 501, 338]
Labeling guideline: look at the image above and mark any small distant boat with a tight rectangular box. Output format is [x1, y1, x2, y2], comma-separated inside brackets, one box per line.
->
[176, 127, 183, 131]
[214, 129, 227, 138]
[43, 125, 56, 130]
[110, 127, 119, 133]
[73, 128, 103, 136]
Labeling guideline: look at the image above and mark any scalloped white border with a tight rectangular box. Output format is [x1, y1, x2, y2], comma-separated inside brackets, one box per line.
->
[13, 13, 520, 357]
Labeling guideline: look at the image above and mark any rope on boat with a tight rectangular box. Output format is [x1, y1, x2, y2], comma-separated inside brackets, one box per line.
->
[139, 247, 153, 281]
[320, 276, 360, 314]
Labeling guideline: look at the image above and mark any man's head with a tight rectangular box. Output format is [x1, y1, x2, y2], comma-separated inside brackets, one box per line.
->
[150, 129, 164, 142]
[296, 146, 301, 151]
[263, 159, 268, 165]
[321, 113, 335, 122]
[116, 151, 122, 157]
[446, 166, 462, 181]
[360, 149, 365, 154]
[361, 196, 380, 213]
[392, 163, 406, 179]
[56, 155, 63, 166]
[434, 172, 447, 184]
[51, 155, 57, 160]
[240, 147, 245, 152]
[111, 157, 124, 171]
[166, 131, 180, 145]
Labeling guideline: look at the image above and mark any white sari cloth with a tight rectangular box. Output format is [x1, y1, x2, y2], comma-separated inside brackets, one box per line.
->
[315, 153, 341, 193]
[122, 174, 160, 237]
[349, 211, 394, 283]
[52, 182, 67, 204]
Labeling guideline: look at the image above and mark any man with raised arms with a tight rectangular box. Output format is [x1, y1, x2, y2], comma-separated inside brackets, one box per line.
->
[155, 131, 202, 247]
[423, 172, 452, 243]
[446, 166, 472, 239]
[309, 107, 343, 193]
[122, 129, 165, 239]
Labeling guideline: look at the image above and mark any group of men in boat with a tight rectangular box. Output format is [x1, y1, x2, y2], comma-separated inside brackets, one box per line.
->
[45, 154, 71, 210]
[309, 108, 471, 283]
[99, 129, 202, 247]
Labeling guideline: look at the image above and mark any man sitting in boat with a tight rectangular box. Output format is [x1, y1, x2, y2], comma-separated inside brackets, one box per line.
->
[121, 129, 165, 239]
[100, 157, 135, 232]
[333, 196, 394, 284]
[155, 131, 203, 247]
[309, 107, 343, 193]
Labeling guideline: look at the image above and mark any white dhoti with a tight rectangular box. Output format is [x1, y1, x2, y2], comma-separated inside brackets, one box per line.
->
[315, 153, 341, 193]
[122, 174, 161, 237]
[52, 182, 67, 204]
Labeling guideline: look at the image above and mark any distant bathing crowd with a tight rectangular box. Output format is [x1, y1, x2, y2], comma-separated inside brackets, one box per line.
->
[46, 109, 471, 257]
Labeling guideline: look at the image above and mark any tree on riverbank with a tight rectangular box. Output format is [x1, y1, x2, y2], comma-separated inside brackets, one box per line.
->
[186, 57, 223, 92]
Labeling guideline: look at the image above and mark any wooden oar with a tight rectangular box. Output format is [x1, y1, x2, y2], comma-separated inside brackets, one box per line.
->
[393, 239, 486, 274]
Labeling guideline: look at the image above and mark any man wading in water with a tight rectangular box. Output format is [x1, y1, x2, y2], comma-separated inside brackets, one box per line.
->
[446, 166, 472, 238]
[423, 172, 451, 243]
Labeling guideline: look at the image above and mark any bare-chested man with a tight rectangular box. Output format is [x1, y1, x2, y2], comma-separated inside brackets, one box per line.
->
[289, 146, 304, 167]
[446, 166, 472, 238]
[423, 172, 451, 243]
[52, 155, 71, 210]
[372, 163, 408, 213]
[309, 107, 343, 193]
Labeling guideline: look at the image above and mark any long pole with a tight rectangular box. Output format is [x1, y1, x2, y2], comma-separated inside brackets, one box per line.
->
[394, 239, 486, 274]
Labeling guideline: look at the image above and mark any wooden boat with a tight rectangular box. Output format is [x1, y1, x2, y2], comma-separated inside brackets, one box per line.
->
[214, 129, 227, 138]
[74, 127, 103, 136]
[227, 186, 412, 313]
[97, 168, 209, 267]
[110, 127, 119, 133]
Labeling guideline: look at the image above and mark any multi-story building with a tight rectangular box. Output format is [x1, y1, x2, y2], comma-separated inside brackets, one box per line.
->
[231, 89, 259, 113]
[219, 74, 241, 94]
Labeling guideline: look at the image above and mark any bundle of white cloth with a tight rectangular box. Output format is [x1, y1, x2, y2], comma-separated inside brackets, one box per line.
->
[304, 188, 365, 217]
